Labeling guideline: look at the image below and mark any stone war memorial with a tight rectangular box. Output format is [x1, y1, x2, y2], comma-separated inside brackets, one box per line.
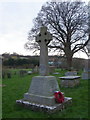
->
[16, 26, 72, 113]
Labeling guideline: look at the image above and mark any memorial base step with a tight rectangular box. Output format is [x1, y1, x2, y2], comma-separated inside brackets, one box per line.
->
[16, 97, 72, 114]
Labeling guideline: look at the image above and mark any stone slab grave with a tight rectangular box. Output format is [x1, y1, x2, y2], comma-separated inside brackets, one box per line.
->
[27, 71, 33, 75]
[53, 72, 60, 75]
[59, 76, 80, 87]
[16, 26, 72, 113]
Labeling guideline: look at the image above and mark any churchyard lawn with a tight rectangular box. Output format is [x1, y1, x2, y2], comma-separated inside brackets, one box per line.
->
[2, 69, 88, 119]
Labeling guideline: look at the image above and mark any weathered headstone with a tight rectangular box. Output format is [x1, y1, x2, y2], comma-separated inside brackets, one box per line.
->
[16, 26, 72, 113]
[19, 70, 27, 77]
[7, 73, 11, 78]
[2, 72, 5, 79]
[49, 66, 55, 74]
[82, 40, 90, 80]
[32, 65, 39, 73]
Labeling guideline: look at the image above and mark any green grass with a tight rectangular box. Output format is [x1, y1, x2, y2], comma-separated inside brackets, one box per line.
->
[0, 76, 2, 119]
[2, 69, 89, 118]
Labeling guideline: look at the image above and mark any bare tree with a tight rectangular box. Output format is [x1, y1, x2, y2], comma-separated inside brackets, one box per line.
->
[25, 1, 89, 70]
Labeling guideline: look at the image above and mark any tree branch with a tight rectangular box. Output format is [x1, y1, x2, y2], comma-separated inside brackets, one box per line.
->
[73, 39, 89, 53]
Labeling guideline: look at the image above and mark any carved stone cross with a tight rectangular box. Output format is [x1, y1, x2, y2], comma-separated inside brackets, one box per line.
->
[36, 26, 52, 76]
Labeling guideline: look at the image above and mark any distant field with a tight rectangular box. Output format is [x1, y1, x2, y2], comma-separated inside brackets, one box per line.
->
[2, 69, 89, 119]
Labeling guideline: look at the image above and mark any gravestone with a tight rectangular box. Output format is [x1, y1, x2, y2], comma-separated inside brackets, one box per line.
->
[7, 73, 11, 78]
[2, 72, 5, 79]
[82, 61, 90, 80]
[82, 40, 90, 80]
[49, 66, 55, 74]
[32, 65, 39, 73]
[16, 26, 72, 113]
[19, 70, 27, 77]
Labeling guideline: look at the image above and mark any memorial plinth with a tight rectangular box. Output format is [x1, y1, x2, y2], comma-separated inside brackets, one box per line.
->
[24, 76, 60, 106]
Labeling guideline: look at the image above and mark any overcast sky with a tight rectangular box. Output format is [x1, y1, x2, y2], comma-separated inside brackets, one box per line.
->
[0, 0, 89, 59]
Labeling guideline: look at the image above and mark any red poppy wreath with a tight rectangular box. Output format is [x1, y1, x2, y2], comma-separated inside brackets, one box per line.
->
[54, 91, 64, 103]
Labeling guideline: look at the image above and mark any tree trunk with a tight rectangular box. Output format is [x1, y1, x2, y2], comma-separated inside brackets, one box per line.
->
[66, 54, 73, 70]
[64, 44, 73, 70]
